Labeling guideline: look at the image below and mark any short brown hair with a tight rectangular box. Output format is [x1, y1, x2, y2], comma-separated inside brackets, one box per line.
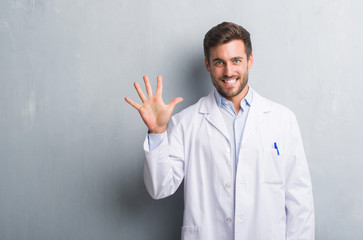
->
[203, 22, 252, 62]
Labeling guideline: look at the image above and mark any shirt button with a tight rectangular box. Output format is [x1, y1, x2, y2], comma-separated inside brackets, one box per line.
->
[226, 218, 232, 223]
[225, 183, 231, 189]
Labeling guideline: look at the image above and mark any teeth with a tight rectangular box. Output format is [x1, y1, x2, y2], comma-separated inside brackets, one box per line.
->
[224, 79, 237, 84]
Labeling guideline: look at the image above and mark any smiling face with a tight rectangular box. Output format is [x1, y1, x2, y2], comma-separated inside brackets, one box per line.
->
[205, 39, 253, 104]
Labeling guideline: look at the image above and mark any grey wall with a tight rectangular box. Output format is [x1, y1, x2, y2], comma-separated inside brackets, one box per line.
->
[1, 0, 362, 239]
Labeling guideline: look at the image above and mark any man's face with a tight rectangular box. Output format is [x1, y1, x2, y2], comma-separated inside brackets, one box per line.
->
[205, 40, 253, 102]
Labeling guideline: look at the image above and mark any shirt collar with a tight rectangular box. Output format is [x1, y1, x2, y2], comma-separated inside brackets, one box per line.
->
[214, 87, 253, 110]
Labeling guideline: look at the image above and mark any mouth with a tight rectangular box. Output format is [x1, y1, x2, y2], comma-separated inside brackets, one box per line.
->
[221, 78, 239, 86]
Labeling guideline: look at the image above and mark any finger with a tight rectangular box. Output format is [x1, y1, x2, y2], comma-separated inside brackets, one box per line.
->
[143, 75, 153, 97]
[125, 97, 142, 111]
[134, 82, 147, 102]
[155, 75, 163, 96]
[168, 97, 183, 111]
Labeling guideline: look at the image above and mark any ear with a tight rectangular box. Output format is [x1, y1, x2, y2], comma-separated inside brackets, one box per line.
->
[247, 53, 254, 70]
[204, 58, 211, 72]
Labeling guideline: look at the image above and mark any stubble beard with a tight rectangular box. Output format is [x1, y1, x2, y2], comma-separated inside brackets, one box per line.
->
[211, 71, 249, 100]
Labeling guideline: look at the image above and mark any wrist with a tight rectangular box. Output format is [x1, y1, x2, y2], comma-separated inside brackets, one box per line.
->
[148, 126, 167, 134]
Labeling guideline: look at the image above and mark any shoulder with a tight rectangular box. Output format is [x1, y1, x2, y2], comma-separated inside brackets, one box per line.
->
[252, 89, 303, 142]
[253, 89, 297, 120]
[168, 91, 213, 130]
[172, 93, 210, 122]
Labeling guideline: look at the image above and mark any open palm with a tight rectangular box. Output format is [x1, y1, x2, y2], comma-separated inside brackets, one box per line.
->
[125, 75, 183, 134]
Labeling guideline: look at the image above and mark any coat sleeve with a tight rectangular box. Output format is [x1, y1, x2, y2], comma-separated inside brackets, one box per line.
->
[143, 116, 184, 199]
[285, 114, 315, 240]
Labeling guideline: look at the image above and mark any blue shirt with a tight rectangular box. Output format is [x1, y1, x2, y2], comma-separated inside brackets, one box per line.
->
[214, 89, 253, 170]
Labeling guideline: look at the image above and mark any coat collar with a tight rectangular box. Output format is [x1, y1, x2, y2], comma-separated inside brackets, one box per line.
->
[241, 88, 273, 145]
[199, 87, 273, 145]
[199, 90, 230, 142]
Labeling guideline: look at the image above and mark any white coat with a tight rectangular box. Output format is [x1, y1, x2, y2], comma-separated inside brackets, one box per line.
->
[143, 89, 314, 240]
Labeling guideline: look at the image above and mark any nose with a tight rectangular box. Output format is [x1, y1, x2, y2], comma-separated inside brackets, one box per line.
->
[224, 63, 233, 77]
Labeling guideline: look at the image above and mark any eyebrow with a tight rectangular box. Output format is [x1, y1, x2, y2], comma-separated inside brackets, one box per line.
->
[212, 56, 244, 62]
[212, 58, 224, 62]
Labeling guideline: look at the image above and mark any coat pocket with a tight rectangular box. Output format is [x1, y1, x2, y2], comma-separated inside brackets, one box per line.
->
[181, 226, 199, 240]
[263, 149, 284, 185]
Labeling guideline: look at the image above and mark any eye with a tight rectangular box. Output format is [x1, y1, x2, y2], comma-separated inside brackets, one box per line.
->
[214, 61, 224, 66]
[233, 59, 242, 64]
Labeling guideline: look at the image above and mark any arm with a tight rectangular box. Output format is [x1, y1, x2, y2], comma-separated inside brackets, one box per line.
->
[143, 117, 184, 199]
[285, 116, 315, 240]
[125, 75, 184, 199]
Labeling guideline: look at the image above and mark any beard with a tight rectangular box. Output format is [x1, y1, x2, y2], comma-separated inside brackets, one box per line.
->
[211, 70, 249, 100]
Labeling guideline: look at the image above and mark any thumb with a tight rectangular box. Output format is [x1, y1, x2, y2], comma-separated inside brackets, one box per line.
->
[168, 97, 183, 111]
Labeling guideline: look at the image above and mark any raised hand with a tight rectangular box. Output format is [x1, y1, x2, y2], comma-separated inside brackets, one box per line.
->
[125, 75, 183, 134]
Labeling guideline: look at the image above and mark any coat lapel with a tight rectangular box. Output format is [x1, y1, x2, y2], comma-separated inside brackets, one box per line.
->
[199, 91, 230, 144]
[241, 89, 273, 145]
[199, 89, 272, 146]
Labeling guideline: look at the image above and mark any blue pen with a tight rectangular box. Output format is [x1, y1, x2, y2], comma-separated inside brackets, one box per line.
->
[274, 142, 280, 155]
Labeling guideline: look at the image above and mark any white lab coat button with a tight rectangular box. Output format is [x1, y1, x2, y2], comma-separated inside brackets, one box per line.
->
[226, 148, 230, 153]
[226, 218, 232, 223]
[225, 183, 231, 189]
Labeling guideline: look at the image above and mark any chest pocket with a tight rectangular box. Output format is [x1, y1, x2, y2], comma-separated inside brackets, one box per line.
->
[263, 149, 285, 185]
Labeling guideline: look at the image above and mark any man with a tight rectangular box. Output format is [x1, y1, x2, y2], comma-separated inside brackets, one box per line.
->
[125, 22, 314, 240]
